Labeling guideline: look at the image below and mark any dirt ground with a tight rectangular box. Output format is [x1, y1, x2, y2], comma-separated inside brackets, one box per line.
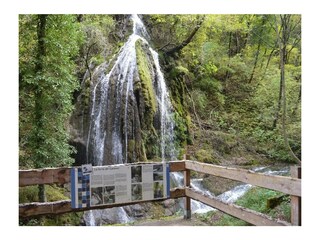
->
[131, 216, 209, 226]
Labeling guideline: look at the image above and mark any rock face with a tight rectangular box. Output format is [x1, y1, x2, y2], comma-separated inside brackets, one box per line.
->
[69, 15, 176, 166]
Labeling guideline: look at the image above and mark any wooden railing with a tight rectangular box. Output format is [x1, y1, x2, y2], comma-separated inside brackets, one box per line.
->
[19, 160, 301, 226]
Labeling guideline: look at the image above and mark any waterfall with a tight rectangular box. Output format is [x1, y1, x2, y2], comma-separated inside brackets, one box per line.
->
[150, 48, 176, 161]
[86, 14, 176, 166]
[83, 14, 177, 225]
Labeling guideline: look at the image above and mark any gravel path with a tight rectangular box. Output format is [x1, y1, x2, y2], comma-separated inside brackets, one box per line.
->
[131, 216, 209, 226]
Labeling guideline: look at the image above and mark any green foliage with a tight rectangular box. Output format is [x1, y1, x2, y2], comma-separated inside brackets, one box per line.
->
[19, 15, 83, 168]
[198, 186, 290, 226]
[235, 187, 291, 222]
[145, 14, 204, 51]
[19, 184, 82, 226]
[19, 186, 39, 203]
[19, 14, 301, 169]
[195, 148, 219, 164]
[19, 185, 69, 203]
[78, 15, 115, 74]
[19, 212, 84, 226]
[153, 14, 301, 163]
[214, 213, 249, 226]
[189, 90, 208, 114]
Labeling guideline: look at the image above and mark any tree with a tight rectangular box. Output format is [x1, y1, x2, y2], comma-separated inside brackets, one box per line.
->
[274, 15, 301, 164]
[77, 15, 115, 82]
[19, 15, 83, 200]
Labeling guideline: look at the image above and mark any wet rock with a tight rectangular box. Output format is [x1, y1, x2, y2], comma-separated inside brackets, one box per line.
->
[164, 208, 173, 216]
[163, 199, 175, 208]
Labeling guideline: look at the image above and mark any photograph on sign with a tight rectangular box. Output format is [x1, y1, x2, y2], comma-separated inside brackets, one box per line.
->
[131, 166, 142, 183]
[154, 182, 164, 199]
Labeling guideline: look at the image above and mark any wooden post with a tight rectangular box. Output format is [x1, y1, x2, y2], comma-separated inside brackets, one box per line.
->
[183, 153, 191, 219]
[291, 166, 301, 226]
[184, 169, 191, 219]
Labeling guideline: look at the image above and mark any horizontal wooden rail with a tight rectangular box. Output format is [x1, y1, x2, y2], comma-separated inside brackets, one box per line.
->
[19, 188, 185, 218]
[19, 167, 71, 187]
[19, 161, 185, 187]
[185, 188, 291, 226]
[169, 160, 186, 172]
[185, 160, 301, 197]
[19, 160, 301, 225]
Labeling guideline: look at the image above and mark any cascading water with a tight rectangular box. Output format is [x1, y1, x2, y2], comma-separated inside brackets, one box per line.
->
[170, 166, 290, 215]
[86, 14, 176, 166]
[170, 172, 214, 213]
[150, 48, 176, 161]
[83, 14, 177, 225]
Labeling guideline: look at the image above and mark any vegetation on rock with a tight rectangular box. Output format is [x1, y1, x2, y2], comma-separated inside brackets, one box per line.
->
[19, 14, 301, 226]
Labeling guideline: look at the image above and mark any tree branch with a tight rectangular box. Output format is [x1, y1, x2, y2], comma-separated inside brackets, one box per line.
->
[165, 16, 205, 56]
[84, 42, 97, 82]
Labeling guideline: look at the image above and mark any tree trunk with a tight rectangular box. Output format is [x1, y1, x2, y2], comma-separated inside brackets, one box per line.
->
[35, 14, 48, 202]
[38, 184, 47, 202]
[272, 79, 282, 129]
[249, 41, 261, 83]
[275, 15, 301, 164]
[249, 16, 266, 84]
[224, 32, 233, 84]
[292, 77, 301, 116]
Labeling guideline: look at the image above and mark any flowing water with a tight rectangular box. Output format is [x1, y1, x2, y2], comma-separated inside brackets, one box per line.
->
[83, 14, 176, 225]
[86, 14, 176, 166]
[170, 165, 290, 215]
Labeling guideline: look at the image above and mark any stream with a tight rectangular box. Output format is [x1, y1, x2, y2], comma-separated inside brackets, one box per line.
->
[170, 165, 290, 214]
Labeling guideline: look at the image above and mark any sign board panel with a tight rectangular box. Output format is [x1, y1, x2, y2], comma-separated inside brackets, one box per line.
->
[71, 163, 170, 209]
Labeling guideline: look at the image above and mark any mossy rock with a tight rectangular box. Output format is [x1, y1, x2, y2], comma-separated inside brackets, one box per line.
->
[135, 39, 157, 121]
[142, 128, 160, 159]
[169, 65, 189, 79]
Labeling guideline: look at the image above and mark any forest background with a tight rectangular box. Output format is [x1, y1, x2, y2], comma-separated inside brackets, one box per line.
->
[1, 1, 319, 239]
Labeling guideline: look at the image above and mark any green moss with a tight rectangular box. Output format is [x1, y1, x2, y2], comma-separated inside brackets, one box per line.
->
[20, 212, 84, 226]
[91, 55, 104, 66]
[142, 128, 160, 159]
[135, 39, 157, 117]
[19, 185, 83, 226]
[195, 149, 211, 162]
[19, 185, 69, 204]
[45, 185, 69, 201]
[173, 112, 189, 145]
[135, 39, 161, 160]
[83, 77, 91, 107]
[215, 213, 249, 226]
[235, 187, 291, 222]
[197, 187, 290, 226]
[170, 65, 189, 78]
[128, 139, 135, 153]
[41, 212, 84, 226]
[195, 148, 220, 164]
[126, 138, 148, 162]
[19, 185, 39, 203]
[169, 69, 192, 149]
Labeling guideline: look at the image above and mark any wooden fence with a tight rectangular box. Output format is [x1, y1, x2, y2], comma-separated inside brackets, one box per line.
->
[19, 160, 301, 226]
